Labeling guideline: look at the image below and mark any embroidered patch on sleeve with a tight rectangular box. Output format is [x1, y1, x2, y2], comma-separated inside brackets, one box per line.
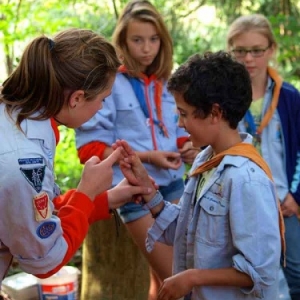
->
[20, 165, 46, 193]
[18, 157, 43, 165]
[33, 192, 51, 222]
[36, 221, 56, 239]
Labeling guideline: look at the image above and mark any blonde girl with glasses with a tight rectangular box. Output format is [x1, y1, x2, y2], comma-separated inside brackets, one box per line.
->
[228, 14, 300, 300]
[75, 0, 199, 298]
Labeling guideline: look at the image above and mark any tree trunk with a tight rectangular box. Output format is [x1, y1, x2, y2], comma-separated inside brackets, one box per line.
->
[80, 217, 149, 300]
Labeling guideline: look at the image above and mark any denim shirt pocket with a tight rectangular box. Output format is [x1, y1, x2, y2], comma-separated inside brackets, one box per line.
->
[115, 93, 142, 129]
[196, 191, 229, 247]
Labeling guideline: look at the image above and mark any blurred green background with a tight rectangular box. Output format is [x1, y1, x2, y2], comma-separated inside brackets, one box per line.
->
[1, 0, 299, 192]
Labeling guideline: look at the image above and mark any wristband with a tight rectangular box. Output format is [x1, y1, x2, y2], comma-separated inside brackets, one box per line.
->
[152, 204, 165, 219]
[142, 190, 163, 210]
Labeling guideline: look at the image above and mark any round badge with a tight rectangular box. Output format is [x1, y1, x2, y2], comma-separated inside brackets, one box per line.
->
[36, 221, 56, 239]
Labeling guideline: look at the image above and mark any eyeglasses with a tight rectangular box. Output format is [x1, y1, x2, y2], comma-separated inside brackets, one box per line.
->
[231, 46, 270, 58]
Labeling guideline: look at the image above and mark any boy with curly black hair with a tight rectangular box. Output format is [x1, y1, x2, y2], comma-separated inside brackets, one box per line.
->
[117, 51, 283, 300]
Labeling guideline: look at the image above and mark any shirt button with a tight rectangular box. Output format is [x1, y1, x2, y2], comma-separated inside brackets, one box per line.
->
[209, 206, 214, 211]
[250, 168, 255, 172]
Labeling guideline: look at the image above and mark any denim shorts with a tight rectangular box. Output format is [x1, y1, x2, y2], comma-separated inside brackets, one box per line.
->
[119, 178, 184, 223]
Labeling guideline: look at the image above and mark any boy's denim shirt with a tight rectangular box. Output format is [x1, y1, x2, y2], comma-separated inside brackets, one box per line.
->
[146, 133, 281, 300]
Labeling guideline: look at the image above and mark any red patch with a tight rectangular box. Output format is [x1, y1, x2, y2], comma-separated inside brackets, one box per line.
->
[33, 192, 51, 221]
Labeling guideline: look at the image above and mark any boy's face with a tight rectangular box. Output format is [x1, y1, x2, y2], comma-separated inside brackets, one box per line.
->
[173, 92, 213, 148]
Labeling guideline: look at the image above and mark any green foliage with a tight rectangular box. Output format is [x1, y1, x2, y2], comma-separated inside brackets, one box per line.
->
[269, 14, 300, 88]
[55, 127, 83, 193]
[0, 0, 117, 75]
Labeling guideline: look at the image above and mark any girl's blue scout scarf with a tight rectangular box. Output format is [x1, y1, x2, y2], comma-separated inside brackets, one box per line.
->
[119, 65, 169, 150]
[244, 66, 283, 136]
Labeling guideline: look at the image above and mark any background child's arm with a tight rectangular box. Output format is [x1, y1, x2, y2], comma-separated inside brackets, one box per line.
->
[157, 268, 252, 300]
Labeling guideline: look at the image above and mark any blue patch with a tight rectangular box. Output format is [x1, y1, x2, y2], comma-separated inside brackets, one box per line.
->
[18, 157, 43, 165]
[36, 221, 56, 239]
[20, 165, 46, 193]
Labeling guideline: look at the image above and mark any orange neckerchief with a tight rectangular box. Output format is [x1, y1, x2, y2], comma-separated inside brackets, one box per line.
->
[118, 65, 168, 140]
[191, 142, 286, 262]
[50, 118, 60, 145]
[256, 66, 283, 135]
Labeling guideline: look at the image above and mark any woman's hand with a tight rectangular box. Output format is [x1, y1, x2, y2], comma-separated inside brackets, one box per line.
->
[107, 178, 153, 209]
[77, 148, 121, 200]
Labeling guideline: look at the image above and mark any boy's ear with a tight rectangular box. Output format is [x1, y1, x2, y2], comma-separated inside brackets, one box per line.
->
[211, 103, 222, 119]
[68, 90, 85, 108]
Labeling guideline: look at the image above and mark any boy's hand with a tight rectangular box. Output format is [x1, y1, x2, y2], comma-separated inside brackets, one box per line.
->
[112, 139, 182, 170]
[114, 140, 154, 188]
[113, 139, 159, 202]
[157, 270, 194, 300]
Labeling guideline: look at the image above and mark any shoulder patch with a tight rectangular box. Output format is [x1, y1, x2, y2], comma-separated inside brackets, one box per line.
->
[18, 157, 43, 165]
[36, 221, 56, 239]
[33, 192, 51, 222]
[20, 165, 46, 193]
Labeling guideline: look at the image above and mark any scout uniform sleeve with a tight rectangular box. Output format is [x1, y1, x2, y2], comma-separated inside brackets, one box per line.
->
[177, 136, 189, 149]
[53, 190, 111, 223]
[77, 141, 108, 164]
[36, 190, 94, 278]
[36, 191, 111, 278]
[230, 170, 281, 297]
[0, 144, 104, 278]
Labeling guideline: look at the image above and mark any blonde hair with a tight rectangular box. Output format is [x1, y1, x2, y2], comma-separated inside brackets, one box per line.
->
[113, 0, 173, 79]
[1, 28, 120, 128]
[227, 14, 277, 50]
